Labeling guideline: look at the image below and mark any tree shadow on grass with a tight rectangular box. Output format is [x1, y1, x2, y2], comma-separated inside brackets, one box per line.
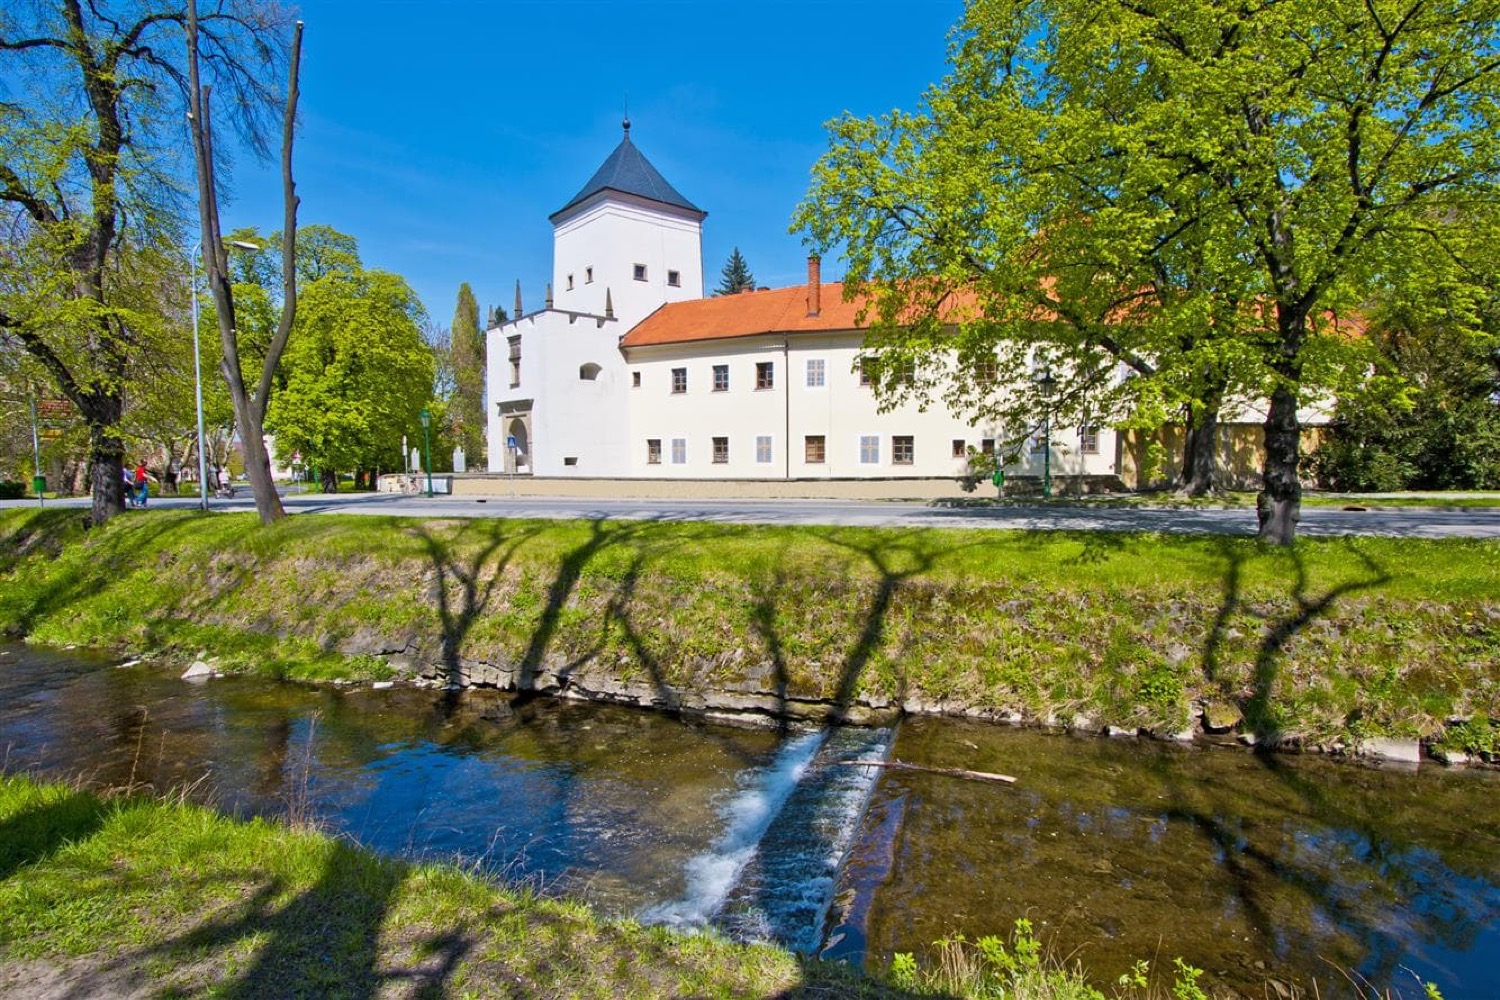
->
[144, 840, 421, 1000]
[0, 786, 110, 881]
[410, 519, 543, 707]
[1198, 538, 1391, 741]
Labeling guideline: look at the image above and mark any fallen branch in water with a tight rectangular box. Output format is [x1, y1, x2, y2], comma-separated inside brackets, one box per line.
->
[838, 759, 1017, 784]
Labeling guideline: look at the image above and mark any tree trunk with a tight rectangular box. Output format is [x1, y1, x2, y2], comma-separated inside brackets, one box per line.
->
[88, 418, 126, 525]
[1179, 403, 1220, 497]
[1254, 296, 1302, 548]
[321, 467, 337, 494]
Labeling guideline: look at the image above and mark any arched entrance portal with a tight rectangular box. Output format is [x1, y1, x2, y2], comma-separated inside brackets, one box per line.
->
[505, 416, 531, 474]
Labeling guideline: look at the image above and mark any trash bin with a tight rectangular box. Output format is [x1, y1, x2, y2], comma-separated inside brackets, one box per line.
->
[31, 475, 45, 497]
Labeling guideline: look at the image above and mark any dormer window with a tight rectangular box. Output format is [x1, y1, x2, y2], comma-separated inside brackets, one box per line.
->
[633, 263, 647, 281]
[667, 270, 681, 287]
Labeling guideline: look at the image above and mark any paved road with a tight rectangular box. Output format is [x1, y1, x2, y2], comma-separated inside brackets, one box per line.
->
[9, 491, 1500, 538]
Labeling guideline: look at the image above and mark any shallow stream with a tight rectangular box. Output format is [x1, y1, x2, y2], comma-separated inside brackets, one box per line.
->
[1, 644, 1496, 998]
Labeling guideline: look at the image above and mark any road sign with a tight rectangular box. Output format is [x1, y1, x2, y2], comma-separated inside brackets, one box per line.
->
[506, 435, 518, 449]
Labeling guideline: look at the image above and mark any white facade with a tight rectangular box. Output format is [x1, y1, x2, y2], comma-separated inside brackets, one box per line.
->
[621, 332, 1121, 482]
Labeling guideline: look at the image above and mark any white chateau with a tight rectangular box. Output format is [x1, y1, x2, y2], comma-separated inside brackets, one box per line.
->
[486, 122, 1128, 484]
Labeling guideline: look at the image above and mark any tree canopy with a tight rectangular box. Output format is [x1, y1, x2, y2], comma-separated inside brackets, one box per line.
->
[0, 0, 294, 522]
[797, 0, 1500, 541]
[262, 235, 434, 489]
[448, 282, 486, 465]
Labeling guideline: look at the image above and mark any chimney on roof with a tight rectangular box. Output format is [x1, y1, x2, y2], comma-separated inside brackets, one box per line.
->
[806, 255, 821, 317]
[514, 280, 522, 320]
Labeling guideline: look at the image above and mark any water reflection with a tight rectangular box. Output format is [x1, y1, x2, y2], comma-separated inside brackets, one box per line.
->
[841, 717, 1500, 999]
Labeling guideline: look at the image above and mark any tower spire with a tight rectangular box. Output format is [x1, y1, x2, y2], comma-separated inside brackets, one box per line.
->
[514, 279, 522, 320]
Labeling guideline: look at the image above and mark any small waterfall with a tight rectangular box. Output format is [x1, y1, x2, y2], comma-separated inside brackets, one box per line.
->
[715, 726, 893, 953]
[640, 728, 827, 928]
[640, 725, 894, 954]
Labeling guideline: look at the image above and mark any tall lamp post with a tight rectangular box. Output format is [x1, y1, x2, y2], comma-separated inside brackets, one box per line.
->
[190, 238, 262, 511]
[1036, 369, 1056, 498]
[419, 408, 433, 497]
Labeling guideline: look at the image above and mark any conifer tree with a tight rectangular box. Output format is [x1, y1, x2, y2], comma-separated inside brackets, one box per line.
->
[449, 283, 486, 464]
[715, 247, 756, 296]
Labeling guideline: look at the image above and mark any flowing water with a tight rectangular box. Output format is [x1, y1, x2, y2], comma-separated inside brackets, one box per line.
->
[2, 643, 1497, 998]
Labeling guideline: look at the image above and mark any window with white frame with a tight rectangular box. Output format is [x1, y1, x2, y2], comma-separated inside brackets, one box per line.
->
[1080, 426, 1100, 454]
[712, 364, 729, 392]
[671, 438, 686, 464]
[806, 358, 825, 387]
[893, 435, 914, 465]
[647, 439, 661, 465]
[671, 368, 687, 394]
[756, 436, 772, 463]
[952, 439, 967, 459]
[859, 357, 874, 386]
[859, 435, 880, 464]
[805, 435, 826, 463]
[633, 263, 647, 281]
[981, 437, 995, 455]
[712, 437, 729, 463]
[508, 335, 521, 387]
[756, 361, 774, 390]
[667, 270, 681, 287]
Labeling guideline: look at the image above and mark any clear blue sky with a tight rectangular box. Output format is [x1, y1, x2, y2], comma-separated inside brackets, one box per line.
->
[221, 0, 964, 329]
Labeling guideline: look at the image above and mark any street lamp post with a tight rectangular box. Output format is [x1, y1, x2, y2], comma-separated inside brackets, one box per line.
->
[1037, 369, 1056, 498]
[419, 408, 433, 497]
[191, 238, 262, 511]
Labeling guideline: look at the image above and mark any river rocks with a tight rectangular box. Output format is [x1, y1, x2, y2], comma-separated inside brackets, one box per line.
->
[1203, 701, 1243, 733]
[1106, 725, 1137, 738]
[181, 659, 215, 680]
[337, 627, 409, 659]
[1361, 737, 1422, 764]
[1430, 747, 1471, 766]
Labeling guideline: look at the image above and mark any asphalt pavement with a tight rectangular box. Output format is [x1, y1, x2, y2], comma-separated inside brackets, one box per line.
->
[8, 490, 1500, 538]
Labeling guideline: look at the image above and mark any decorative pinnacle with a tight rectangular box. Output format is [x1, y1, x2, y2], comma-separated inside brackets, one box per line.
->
[622, 115, 631, 137]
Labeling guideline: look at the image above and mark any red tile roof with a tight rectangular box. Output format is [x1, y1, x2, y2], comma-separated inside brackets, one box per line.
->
[620, 282, 868, 348]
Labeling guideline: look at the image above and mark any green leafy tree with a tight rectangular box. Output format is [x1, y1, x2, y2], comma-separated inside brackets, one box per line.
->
[797, 0, 1500, 541]
[715, 247, 756, 296]
[264, 258, 435, 492]
[0, 0, 293, 523]
[448, 283, 486, 466]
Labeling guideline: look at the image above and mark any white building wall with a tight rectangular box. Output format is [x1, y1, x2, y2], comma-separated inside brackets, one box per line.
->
[552, 194, 704, 330]
[623, 332, 1124, 481]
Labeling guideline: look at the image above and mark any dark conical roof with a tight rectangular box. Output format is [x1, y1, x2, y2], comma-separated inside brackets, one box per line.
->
[550, 120, 705, 222]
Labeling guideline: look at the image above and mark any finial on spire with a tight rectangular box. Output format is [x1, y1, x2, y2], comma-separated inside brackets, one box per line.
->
[622, 115, 631, 138]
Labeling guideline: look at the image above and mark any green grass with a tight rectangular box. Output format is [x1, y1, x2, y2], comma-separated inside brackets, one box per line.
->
[0, 774, 884, 998]
[1, 507, 1496, 748]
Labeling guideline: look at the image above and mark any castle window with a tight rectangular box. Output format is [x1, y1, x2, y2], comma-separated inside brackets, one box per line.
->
[585, 266, 593, 284]
[952, 439, 967, 459]
[671, 438, 686, 464]
[1080, 426, 1100, 454]
[756, 436, 773, 464]
[860, 435, 880, 464]
[712, 437, 729, 464]
[671, 367, 687, 394]
[893, 435, 914, 465]
[806, 359, 825, 387]
[632, 371, 641, 388]
[567, 274, 574, 291]
[579, 362, 601, 381]
[633, 263, 647, 281]
[667, 270, 681, 287]
[805, 436, 826, 464]
[647, 439, 661, 464]
[712, 364, 729, 392]
[508, 335, 521, 387]
[756, 361, 774, 390]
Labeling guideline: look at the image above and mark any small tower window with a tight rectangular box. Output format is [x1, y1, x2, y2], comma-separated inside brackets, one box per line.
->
[567, 274, 575, 291]
[667, 270, 681, 287]
[585, 266, 594, 283]
[633, 263, 647, 281]
[579, 363, 602, 381]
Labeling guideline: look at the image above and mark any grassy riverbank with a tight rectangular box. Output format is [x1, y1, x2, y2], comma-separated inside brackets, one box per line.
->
[1, 507, 1496, 749]
[0, 774, 876, 998]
